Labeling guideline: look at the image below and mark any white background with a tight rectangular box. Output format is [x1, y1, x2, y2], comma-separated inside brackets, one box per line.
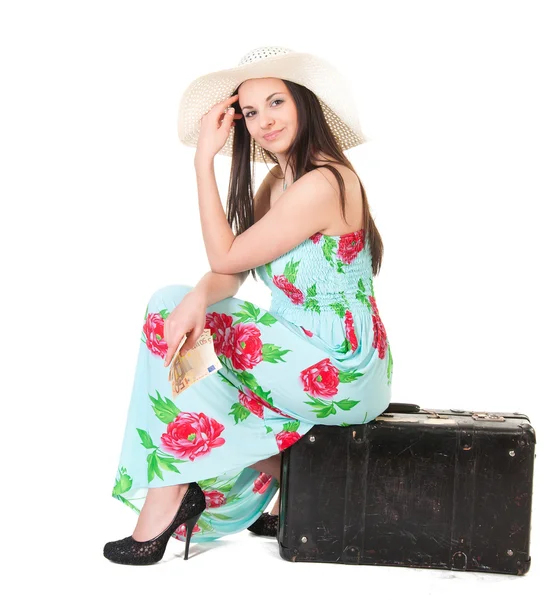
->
[1, 0, 553, 597]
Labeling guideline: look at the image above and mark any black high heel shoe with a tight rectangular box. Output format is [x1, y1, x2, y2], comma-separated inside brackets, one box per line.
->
[247, 512, 279, 538]
[103, 482, 206, 565]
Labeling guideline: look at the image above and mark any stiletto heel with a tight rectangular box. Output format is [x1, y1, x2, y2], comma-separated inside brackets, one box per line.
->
[103, 482, 206, 565]
[183, 511, 202, 560]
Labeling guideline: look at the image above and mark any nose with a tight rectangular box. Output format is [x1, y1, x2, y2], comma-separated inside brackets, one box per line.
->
[261, 112, 275, 130]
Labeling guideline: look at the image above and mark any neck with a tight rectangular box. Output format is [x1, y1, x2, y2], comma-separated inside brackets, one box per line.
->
[276, 154, 295, 189]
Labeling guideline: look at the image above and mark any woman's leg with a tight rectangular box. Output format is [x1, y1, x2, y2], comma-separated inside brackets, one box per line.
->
[132, 483, 190, 542]
[248, 454, 281, 516]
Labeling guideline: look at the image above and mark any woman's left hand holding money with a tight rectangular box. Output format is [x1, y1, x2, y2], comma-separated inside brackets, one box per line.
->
[194, 94, 243, 164]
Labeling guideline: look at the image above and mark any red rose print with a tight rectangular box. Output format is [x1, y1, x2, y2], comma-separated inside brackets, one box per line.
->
[337, 230, 365, 264]
[204, 490, 226, 508]
[300, 358, 340, 398]
[143, 313, 168, 359]
[175, 522, 201, 537]
[300, 326, 313, 337]
[273, 274, 305, 305]
[369, 296, 388, 359]
[344, 310, 358, 351]
[239, 388, 264, 419]
[230, 323, 263, 370]
[240, 388, 295, 419]
[369, 296, 380, 317]
[276, 430, 301, 451]
[160, 412, 225, 461]
[309, 232, 323, 243]
[205, 312, 234, 358]
[253, 472, 273, 494]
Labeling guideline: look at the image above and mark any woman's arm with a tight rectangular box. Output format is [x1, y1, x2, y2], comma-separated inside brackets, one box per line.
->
[192, 165, 275, 305]
[193, 270, 247, 306]
[196, 155, 336, 274]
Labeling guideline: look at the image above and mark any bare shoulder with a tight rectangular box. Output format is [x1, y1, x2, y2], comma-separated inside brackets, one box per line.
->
[312, 162, 358, 194]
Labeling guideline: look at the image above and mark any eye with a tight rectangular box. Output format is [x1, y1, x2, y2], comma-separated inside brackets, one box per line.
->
[244, 98, 283, 119]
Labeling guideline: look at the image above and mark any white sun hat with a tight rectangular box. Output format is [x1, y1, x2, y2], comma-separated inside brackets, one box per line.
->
[177, 46, 369, 163]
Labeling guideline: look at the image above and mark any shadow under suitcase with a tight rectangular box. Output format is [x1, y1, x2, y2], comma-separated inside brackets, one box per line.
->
[278, 402, 535, 576]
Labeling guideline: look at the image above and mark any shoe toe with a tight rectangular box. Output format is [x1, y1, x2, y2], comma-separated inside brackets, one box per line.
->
[103, 537, 128, 560]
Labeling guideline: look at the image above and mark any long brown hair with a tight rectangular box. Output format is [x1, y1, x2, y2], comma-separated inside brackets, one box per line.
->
[225, 79, 384, 281]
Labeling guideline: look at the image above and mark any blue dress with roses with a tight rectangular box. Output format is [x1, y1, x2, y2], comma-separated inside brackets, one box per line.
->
[110, 228, 393, 543]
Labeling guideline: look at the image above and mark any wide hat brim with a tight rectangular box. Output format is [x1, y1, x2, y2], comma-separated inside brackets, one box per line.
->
[177, 51, 369, 163]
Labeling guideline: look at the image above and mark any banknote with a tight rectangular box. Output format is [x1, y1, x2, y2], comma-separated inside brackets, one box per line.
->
[167, 328, 222, 399]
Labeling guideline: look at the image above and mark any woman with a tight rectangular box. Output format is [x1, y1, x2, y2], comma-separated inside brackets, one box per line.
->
[103, 46, 393, 566]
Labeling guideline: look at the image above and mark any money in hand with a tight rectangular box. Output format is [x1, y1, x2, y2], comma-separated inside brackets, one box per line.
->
[167, 328, 222, 399]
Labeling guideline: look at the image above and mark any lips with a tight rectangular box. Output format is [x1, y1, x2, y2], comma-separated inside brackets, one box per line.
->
[263, 129, 283, 141]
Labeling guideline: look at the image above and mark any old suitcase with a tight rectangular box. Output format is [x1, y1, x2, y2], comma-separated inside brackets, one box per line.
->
[278, 403, 535, 575]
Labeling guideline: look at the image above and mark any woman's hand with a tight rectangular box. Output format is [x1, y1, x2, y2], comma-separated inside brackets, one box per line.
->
[195, 94, 243, 163]
[163, 290, 209, 368]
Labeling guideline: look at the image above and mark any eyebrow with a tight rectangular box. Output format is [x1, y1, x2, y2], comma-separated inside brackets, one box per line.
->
[241, 92, 283, 111]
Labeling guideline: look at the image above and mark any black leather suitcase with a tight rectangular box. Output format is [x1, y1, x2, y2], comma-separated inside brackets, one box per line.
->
[278, 403, 535, 575]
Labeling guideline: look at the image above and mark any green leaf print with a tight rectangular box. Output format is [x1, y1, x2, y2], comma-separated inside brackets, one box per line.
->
[304, 298, 321, 314]
[116, 496, 140, 514]
[304, 395, 328, 407]
[261, 343, 291, 363]
[144, 304, 149, 321]
[356, 289, 372, 310]
[336, 338, 350, 354]
[304, 397, 336, 418]
[217, 371, 238, 388]
[369, 277, 375, 297]
[137, 429, 156, 449]
[338, 369, 364, 383]
[387, 341, 394, 385]
[306, 283, 317, 297]
[198, 477, 219, 487]
[304, 395, 359, 418]
[265, 262, 272, 278]
[236, 370, 258, 389]
[149, 390, 181, 424]
[357, 278, 366, 293]
[258, 312, 278, 326]
[196, 515, 215, 534]
[265, 425, 273, 434]
[283, 420, 300, 432]
[209, 513, 233, 521]
[157, 456, 182, 473]
[228, 402, 252, 424]
[232, 301, 260, 323]
[217, 481, 235, 493]
[330, 302, 346, 318]
[335, 399, 361, 411]
[336, 260, 346, 274]
[322, 237, 337, 267]
[316, 404, 337, 418]
[112, 467, 132, 496]
[253, 385, 272, 403]
[147, 452, 164, 483]
[159, 309, 170, 319]
[284, 259, 301, 284]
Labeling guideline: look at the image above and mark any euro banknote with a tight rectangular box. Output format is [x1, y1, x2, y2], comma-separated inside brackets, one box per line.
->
[167, 328, 222, 399]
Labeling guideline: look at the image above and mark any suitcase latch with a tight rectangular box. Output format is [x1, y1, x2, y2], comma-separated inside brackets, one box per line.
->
[471, 412, 505, 422]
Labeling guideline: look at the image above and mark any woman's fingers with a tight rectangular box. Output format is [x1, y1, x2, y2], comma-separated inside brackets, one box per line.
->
[211, 94, 239, 115]
[180, 325, 202, 356]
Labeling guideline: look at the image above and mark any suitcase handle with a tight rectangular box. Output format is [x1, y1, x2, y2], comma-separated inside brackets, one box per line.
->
[382, 402, 421, 414]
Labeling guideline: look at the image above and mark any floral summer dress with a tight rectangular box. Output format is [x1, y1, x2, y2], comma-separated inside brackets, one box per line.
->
[110, 228, 393, 542]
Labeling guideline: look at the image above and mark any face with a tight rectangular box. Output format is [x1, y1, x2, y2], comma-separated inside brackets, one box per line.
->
[238, 78, 297, 151]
